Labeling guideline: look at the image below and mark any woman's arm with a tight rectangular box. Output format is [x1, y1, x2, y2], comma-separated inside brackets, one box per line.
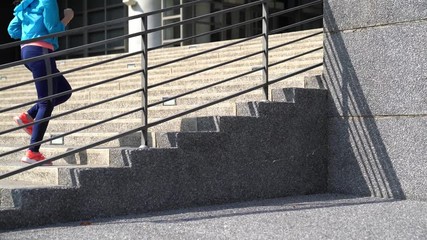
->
[7, 15, 22, 39]
[61, 8, 74, 26]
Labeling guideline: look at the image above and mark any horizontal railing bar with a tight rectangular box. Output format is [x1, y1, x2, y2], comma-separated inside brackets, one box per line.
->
[147, 17, 262, 52]
[268, 31, 323, 52]
[148, 49, 263, 90]
[144, 0, 264, 35]
[268, 46, 323, 68]
[0, 68, 144, 115]
[270, 0, 323, 18]
[148, 68, 261, 108]
[0, 0, 210, 50]
[0, 88, 145, 158]
[0, 31, 145, 70]
[0, 50, 143, 92]
[148, 33, 262, 71]
[270, 15, 323, 35]
[146, 63, 323, 129]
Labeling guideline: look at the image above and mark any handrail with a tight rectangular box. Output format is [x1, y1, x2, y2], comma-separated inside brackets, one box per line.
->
[0, 0, 324, 180]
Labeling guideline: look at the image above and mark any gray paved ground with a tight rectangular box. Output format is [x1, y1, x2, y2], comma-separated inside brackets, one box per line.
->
[0, 194, 426, 240]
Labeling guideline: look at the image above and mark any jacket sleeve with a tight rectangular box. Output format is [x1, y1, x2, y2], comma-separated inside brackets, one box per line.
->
[7, 16, 22, 40]
[41, 0, 65, 34]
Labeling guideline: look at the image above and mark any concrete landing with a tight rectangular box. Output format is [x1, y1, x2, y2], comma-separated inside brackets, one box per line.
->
[0, 194, 425, 239]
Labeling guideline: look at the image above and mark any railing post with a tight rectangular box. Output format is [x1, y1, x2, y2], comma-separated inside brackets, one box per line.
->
[262, 0, 269, 100]
[140, 15, 149, 148]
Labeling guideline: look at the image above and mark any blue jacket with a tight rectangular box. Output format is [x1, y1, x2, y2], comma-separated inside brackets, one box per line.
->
[8, 0, 65, 50]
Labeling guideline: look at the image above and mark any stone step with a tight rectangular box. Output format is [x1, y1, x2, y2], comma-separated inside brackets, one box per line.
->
[0, 132, 142, 148]
[0, 109, 142, 121]
[0, 89, 264, 108]
[0, 80, 268, 101]
[0, 164, 112, 186]
[145, 44, 323, 67]
[0, 165, 60, 186]
[0, 117, 200, 135]
[0, 29, 323, 74]
[0, 178, 58, 189]
[0, 86, 329, 229]
[0, 103, 236, 128]
[0, 68, 321, 102]
[0, 69, 321, 98]
[0, 146, 114, 166]
[0, 119, 142, 133]
[0, 56, 323, 87]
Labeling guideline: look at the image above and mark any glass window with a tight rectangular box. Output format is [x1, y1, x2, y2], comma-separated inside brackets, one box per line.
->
[163, 18, 181, 40]
[163, 0, 181, 17]
[57, 0, 127, 59]
[88, 0, 105, 9]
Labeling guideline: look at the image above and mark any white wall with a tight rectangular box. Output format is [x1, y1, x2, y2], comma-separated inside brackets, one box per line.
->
[127, 0, 161, 52]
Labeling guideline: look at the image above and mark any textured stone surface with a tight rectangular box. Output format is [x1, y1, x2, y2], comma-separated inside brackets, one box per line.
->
[155, 132, 178, 148]
[323, 21, 427, 117]
[1, 195, 427, 240]
[328, 116, 427, 201]
[324, 1, 427, 201]
[324, 0, 427, 32]
[0, 88, 328, 230]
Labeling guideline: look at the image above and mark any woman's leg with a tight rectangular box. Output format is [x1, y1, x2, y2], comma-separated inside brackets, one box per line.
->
[48, 55, 72, 106]
[21, 46, 56, 152]
[26, 54, 72, 117]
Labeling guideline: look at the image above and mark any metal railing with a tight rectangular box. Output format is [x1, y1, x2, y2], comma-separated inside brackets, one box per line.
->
[0, 0, 323, 179]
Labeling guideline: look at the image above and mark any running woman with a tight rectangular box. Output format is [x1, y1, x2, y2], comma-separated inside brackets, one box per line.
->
[8, 0, 74, 165]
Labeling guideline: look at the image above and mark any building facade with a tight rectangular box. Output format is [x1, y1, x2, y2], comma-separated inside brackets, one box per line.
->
[1, 0, 322, 61]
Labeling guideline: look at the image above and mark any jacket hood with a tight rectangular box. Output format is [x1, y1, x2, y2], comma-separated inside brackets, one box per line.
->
[14, 0, 37, 20]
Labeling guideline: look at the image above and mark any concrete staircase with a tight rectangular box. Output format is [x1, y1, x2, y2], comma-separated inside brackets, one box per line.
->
[0, 29, 323, 165]
[0, 87, 328, 229]
[0, 29, 325, 229]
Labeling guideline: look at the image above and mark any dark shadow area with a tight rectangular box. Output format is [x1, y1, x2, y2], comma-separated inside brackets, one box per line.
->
[323, 1, 405, 199]
[69, 194, 397, 226]
[0, 1, 20, 64]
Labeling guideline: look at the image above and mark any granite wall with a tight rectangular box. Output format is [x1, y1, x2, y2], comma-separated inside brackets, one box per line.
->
[323, 0, 427, 200]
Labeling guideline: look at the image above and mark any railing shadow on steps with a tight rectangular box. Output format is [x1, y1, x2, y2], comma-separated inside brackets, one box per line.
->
[0, 0, 323, 180]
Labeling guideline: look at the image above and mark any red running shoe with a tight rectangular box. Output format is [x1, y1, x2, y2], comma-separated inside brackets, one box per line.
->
[13, 112, 34, 135]
[21, 150, 52, 166]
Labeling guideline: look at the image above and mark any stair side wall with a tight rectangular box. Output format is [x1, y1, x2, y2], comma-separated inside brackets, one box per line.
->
[125, 90, 329, 210]
[324, 0, 427, 200]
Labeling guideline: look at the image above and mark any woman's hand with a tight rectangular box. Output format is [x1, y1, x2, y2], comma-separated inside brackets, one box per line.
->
[61, 8, 74, 26]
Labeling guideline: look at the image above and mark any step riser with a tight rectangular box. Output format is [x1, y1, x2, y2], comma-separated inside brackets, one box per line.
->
[0, 83, 267, 102]
[0, 148, 111, 166]
[0, 167, 59, 185]
[0, 43, 323, 79]
[0, 62, 322, 90]
[0, 121, 143, 134]
[0, 86, 329, 230]
[0, 71, 321, 107]
[0, 133, 142, 148]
